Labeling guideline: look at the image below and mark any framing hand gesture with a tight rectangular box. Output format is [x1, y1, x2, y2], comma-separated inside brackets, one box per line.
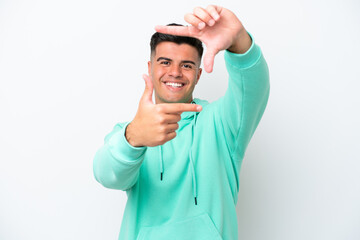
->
[155, 5, 252, 73]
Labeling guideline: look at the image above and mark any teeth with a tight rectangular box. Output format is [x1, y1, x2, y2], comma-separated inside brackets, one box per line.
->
[165, 82, 183, 88]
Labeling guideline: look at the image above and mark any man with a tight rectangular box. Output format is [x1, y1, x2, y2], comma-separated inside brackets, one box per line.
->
[94, 5, 270, 240]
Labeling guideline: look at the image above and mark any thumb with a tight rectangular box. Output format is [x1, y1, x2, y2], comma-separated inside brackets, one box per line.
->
[203, 48, 218, 73]
[141, 74, 154, 103]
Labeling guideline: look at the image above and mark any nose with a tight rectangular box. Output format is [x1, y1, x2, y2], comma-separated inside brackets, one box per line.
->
[168, 64, 182, 78]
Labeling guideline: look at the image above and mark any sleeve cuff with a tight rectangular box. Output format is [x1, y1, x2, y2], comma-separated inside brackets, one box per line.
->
[224, 32, 262, 69]
[107, 122, 147, 162]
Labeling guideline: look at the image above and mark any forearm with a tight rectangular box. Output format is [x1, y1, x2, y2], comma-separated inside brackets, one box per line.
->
[218, 35, 270, 156]
[93, 123, 146, 190]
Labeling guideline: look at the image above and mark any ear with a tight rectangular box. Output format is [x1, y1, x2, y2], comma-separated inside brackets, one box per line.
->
[147, 61, 152, 76]
[195, 68, 202, 85]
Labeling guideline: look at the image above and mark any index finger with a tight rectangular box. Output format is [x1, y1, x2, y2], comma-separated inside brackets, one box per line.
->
[160, 103, 202, 114]
[154, 25, 199, 38]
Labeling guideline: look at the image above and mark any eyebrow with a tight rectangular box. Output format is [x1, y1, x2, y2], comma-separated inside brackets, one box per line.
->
[156, 57, 196, 66]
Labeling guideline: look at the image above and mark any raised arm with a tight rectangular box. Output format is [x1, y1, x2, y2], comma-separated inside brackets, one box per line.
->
[156, 6, 270, 159]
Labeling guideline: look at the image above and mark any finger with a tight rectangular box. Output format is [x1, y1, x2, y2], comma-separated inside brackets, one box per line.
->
[206, 5, 221, 21]
[156, 114, 181, 124]
[203, 48, 218, 73]
[165, 131, 177, 142]
[184, 13, 206, 30]
[155, 25, 197, 37]
[166, 123, 179, 133]
[193, 7, 215, 27]
[160, 103, 202, 114]
[141, 74, 154, 103]
[163, 114, 182, 124]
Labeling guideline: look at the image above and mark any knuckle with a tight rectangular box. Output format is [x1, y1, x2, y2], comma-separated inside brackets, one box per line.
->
[193, 6, 202, 12]
[158, 116, 166, 124]
[157, 134, 166, 143]
[194, 7, 206, 17]
[206, 5, 215, 10]
[184, 13, 197, 24]
[158, 125, 166, 133]
[185, 12, 193, 19]
[155, 105, 163, 114]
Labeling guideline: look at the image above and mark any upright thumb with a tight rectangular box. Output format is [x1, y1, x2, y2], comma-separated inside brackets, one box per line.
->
[141, 74, 154, 103]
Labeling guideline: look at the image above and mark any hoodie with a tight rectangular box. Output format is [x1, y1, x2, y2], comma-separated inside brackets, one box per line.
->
[93, 35, 270, 240]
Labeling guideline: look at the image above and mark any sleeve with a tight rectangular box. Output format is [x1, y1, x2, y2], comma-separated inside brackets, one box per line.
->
[93, 122, 147, 190]
[215, 32, 270, 161]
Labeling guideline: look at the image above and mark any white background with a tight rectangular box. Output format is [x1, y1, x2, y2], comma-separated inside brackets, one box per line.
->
[1, 0, 359, 239]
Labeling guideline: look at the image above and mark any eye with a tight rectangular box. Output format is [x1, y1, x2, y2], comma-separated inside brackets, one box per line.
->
[182, 64, 193, 69]
[160, 61, 170, 66]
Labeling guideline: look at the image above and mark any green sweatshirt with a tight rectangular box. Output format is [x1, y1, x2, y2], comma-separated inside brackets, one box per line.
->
[93, 35, 270, 240]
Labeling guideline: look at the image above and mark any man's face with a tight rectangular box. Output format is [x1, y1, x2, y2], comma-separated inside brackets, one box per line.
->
[148, 41, 202, 104]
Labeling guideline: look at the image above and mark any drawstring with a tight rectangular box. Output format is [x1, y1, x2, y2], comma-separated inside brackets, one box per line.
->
[189, 111, 198, 205]
[189, 153, 197, 205]
[159, 145, 164, 181]
[158, 100, 199, 205]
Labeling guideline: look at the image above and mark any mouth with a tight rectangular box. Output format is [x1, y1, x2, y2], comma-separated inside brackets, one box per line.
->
[162, 81, 186, 91]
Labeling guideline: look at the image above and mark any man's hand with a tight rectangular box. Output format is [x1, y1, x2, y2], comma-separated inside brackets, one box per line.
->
[155, 5, 252, 73]
[125, 74, 202, 147]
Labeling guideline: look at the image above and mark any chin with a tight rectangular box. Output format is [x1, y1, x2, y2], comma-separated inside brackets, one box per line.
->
[156, 93, 192, 104]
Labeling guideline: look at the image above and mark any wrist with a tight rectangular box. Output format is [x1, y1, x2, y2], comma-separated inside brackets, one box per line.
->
[227, 29, 252, 54]
[125, 122, 142, 147]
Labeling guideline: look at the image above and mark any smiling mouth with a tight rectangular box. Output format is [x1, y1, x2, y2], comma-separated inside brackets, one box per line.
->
[164, 82, 185, 88]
